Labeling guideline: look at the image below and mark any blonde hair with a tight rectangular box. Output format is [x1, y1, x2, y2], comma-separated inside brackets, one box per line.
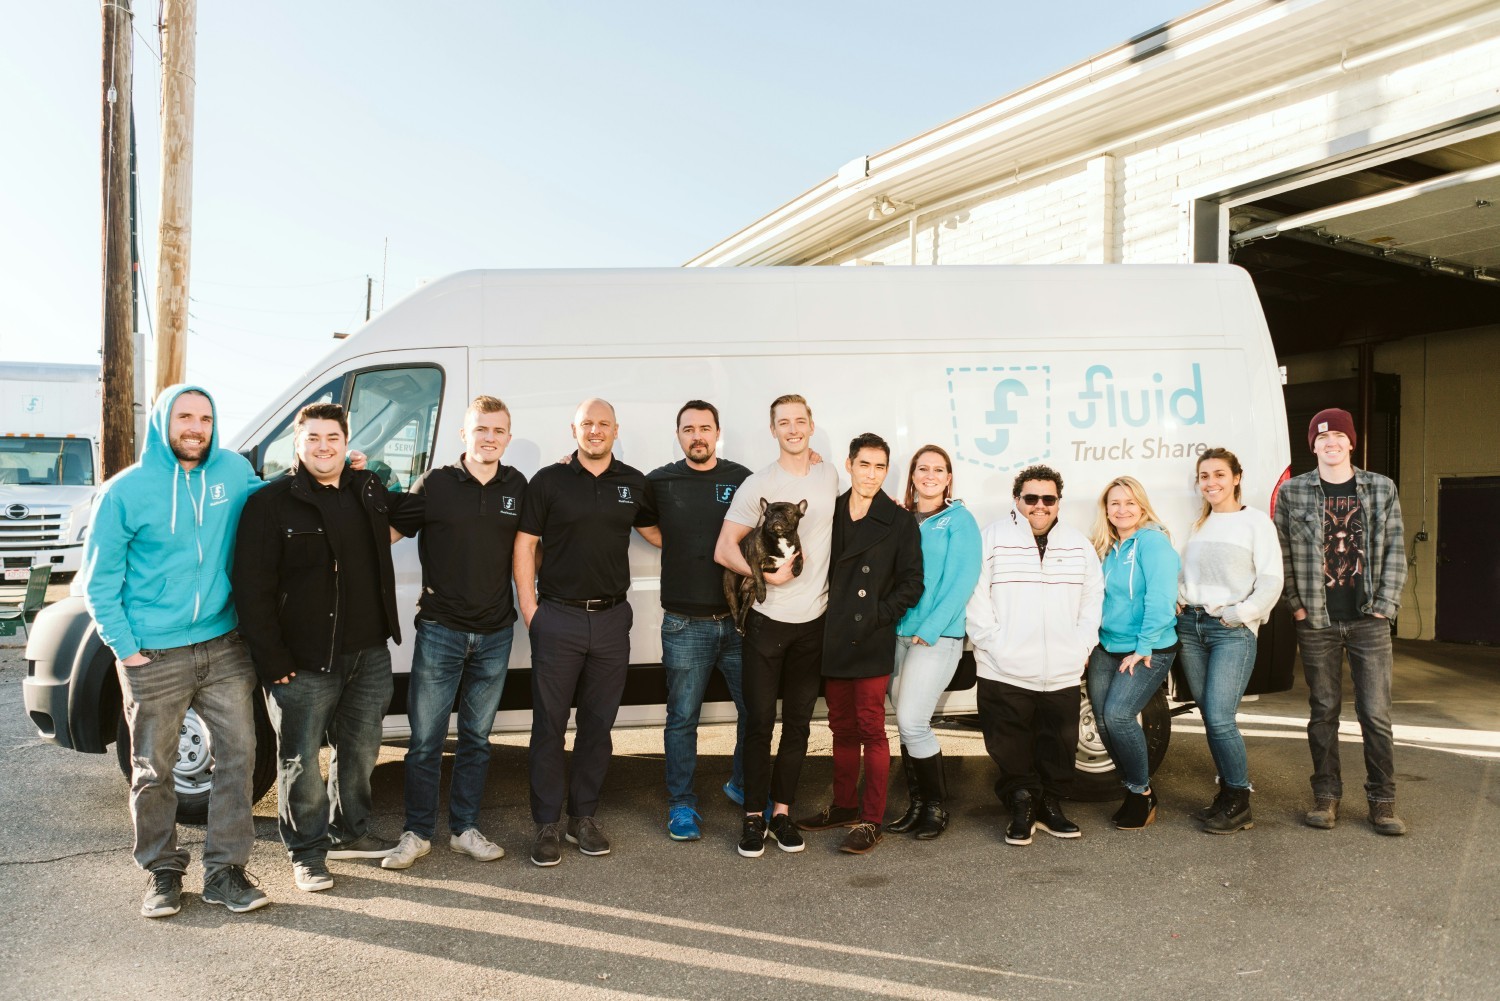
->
[1090, 475, 1171, 558]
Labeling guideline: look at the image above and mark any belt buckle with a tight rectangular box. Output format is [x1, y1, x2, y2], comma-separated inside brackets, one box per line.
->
[585, 597, 607, 612]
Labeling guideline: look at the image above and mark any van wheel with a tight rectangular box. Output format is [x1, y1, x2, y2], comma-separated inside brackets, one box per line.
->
[1067, 684, 1171, 802]
[115, 692, 277, 824]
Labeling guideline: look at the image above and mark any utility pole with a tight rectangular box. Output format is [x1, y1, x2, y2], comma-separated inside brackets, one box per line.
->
[153, 0, 197, 396]
[100, 0, 136, 478]
[365, 276, 373, 322]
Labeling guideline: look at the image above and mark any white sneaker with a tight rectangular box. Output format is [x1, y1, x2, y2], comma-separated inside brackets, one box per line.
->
[450, 828, 505, 862]
[380, 831, 432, 870]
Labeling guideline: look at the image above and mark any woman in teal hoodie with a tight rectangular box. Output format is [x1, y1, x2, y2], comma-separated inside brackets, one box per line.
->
[888, 446, 982, 840]
[1086, 475, 1180, 830]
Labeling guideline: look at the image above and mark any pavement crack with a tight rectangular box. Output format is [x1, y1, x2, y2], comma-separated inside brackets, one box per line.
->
[0, 844, 136, 867]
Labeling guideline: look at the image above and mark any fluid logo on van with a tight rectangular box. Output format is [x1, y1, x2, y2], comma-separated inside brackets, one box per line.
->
[946, 365, 1051, 472]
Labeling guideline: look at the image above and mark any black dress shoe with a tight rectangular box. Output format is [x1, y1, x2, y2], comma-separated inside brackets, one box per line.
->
[1035, 794, 1081, 838]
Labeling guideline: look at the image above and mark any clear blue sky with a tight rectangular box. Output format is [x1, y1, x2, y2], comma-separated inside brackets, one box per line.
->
[1, 1, 1194, 436]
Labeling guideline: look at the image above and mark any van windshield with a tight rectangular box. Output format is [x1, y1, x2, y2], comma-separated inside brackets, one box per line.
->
[0, 437, 96, 486]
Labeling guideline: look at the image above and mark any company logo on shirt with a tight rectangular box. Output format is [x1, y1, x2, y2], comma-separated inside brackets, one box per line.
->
[208, 482, 228, 505]
[501, 495, 518, 515]
[617, 486, 634, 504]
[716, 484, 737, 504]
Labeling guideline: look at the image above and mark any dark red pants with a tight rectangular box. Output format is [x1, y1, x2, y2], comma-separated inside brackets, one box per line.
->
[825, 675, 891, 823]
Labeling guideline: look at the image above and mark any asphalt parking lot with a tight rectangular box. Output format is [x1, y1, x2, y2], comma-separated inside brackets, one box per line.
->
[1, 632, 1496, 1001]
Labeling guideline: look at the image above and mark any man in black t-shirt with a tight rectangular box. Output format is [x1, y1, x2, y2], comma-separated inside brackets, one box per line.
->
[1274, 407, 1409, 836]
[383, 396, 528, 872]
[641, 401, 751, 842]
[514, 398, 658, 866]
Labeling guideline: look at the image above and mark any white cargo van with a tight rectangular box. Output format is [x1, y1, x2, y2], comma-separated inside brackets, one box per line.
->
[0, 362, 101, 580]
[23, 265, 1293, 818]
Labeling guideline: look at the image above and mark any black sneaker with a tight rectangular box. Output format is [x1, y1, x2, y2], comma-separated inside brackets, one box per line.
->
[202, 865, 270, 913]
[327, 833, 398, 859]
[737, 814, 768, 858]
[767, 813, 805, 853]
[566, 816, 611, 856]
[1005, 789, 1036, 846]
[141, 868, 183, 919]
[1036, 795, 1082, 839]
[795, 804, 860, 831]
[531, 823, 564, 867]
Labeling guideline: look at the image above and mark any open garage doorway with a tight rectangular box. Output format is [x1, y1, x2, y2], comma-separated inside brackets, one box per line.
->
[1205, 124, 1500, 643]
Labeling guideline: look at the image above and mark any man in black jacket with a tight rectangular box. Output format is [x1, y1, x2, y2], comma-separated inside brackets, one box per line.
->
[797, 433, 923, 854]
[233, 403, 422, 893]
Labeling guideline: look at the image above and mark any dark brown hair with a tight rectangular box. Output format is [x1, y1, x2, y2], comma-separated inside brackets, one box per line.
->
[902, 444, 954, 511]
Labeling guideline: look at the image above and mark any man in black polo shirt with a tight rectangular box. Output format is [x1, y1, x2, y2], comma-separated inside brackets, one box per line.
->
[382, 395, 528, 871]
[233, 403, 422, 893]
[642, 400, 751, 842]
[514, 397, 658, 867]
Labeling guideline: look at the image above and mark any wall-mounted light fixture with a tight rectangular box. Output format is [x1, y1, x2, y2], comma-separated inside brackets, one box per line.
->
[867, 195, 916, 222]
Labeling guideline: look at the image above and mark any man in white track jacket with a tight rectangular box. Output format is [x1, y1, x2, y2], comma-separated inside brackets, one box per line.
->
[966, 464, 1103, 847]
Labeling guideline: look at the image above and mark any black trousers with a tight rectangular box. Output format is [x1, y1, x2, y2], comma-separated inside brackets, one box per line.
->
[527, 600, 632, 824]
[977, 678, 1079, 801]
[741, 611, 825, 810]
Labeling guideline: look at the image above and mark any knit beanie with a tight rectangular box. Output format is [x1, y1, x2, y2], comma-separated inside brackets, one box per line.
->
[1308, 408, 1356, 451]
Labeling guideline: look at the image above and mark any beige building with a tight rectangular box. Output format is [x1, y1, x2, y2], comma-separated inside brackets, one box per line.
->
[691, 0, 1500, 644]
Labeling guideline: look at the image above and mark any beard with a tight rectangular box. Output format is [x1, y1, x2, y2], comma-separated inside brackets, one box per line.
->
[170, 434, 209, 463]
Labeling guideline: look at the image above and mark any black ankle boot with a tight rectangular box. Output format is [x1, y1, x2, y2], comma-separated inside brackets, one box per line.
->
[1193, 779, 1230, 823]
[886, 745, 924, 834]
[1114, 788, 1158, 830]
[1005, 789, 1036, 845]
[1035, 793, 1081, 838]
[912, 751, 949, 840]
[1203, 787, 1253, 835]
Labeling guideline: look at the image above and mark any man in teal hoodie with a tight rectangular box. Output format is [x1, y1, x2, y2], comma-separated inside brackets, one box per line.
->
[82, 385, 270, 918]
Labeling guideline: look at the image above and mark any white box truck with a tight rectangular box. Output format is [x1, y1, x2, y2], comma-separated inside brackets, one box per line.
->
[22, 265, 1294, 820]
[0, 362, 101, 581]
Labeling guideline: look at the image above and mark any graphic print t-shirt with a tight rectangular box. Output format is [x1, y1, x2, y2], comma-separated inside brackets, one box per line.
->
[1320, 478, 1364, 622]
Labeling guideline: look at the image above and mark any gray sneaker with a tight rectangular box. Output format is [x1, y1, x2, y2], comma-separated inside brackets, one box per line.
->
[327, 833, 398, 859]
[141, 868, 183, 918]
[202, 865, 270, 913]
[293, 859, 334, 892]
[450, 828, 505, 861]
[531, 822, 564, 867]
[381, 831, 432, 870]
[566, 816, 611, 856]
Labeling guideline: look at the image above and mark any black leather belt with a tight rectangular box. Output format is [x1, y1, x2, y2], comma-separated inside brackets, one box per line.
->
[667, 610, 733, 622]
[545, 595, 627, 611]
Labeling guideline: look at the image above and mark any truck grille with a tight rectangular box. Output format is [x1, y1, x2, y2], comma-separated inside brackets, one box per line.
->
[0, 512, 65, 547]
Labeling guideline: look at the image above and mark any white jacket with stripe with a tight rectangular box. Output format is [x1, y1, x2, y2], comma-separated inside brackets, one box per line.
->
[965, 507, 1105, 692]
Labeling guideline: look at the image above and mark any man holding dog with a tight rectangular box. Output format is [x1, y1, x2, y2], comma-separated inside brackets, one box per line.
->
[515, 398, 658, 866]
[716, 394, 839, 859]
[641, 401, 752, 841]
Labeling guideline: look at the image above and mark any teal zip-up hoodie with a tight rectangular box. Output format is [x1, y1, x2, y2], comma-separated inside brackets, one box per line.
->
[897, 500, 982, 645]
[1098, 523, 1180, 657]
[83, 385, 263, 660]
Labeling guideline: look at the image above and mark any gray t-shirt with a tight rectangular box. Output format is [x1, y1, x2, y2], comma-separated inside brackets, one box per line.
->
[725, 459, 839, 624]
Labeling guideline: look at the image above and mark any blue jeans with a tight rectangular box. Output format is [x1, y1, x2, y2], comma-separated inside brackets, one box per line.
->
[1176, 608, 1258, 790]
[402, 619, 514, 839]
[267, 645, 393, 863]
[117, 631, 258, 875]
[1086, 646, 1175, 794]
[890, 635, 963, 759]
[661, 613, 745, 810]
[1296, 616, 1396, 802]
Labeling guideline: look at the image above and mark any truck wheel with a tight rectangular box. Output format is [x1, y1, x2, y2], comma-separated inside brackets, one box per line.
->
[1068, 684, 1171, 802]
[114, 692, 277, 824]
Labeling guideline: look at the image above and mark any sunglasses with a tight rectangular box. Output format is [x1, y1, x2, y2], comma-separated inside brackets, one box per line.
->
[1020, 493, 1059, 507]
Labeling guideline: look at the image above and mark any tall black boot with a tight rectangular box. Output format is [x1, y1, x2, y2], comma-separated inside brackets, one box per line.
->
[912, 751, 950, 840]
[886, 745, 924, 834]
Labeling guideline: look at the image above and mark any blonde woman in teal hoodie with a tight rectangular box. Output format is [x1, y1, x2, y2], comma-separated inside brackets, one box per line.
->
[1086, 476, 1180, 830]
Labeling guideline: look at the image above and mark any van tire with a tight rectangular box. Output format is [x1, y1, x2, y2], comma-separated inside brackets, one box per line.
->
[114, 692, 277, 824]
[1068, 685, 1171, 802]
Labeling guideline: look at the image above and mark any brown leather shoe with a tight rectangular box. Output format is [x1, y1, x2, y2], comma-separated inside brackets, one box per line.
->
[796, 804, 860, 831]
[1368, 800, 1407, 836]
[838, 822, 883, 854]
[1305, 798, 1339, 829]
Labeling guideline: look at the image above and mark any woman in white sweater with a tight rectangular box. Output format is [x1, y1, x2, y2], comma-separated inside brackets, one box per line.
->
[1177, 448, 1283, 835]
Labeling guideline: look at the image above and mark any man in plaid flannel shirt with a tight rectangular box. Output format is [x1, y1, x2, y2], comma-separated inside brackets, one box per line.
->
[1273, 408, 1408, 836]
